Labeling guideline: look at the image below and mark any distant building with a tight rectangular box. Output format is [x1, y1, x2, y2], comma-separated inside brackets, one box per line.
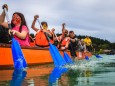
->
[103, 49, 115, 55]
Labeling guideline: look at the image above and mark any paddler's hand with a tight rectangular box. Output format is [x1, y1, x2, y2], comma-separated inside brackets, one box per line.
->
[9, 29, 18, 35]
[62, 23, 65, 26]
[2, 4, 8, 10]
[34, 15, 39, 20]
[51, 28, 55, 33]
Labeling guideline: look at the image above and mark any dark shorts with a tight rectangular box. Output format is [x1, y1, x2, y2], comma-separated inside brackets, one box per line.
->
[0, 25, 11, 43]
[68, 44, 77, 57]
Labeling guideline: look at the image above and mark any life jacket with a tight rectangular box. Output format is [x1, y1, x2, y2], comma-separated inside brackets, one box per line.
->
[58, 35, 70, 47]
[35, 30, 54, 47]
[29, 35, 35, 47]
[84, 38, 92, 46]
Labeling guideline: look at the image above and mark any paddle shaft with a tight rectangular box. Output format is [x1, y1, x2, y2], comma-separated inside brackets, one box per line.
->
[37, 18, 43, 29]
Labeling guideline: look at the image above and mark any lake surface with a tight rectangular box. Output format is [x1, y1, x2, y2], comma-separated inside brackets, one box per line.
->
[0, 54, 115, 86]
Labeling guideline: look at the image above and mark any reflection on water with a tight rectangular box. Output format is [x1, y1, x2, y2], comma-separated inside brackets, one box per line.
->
[10, 69, 27, 86]
[0, 64, 53, 86]
[0, 55, 115, 86]
[49, 67, 68, 86]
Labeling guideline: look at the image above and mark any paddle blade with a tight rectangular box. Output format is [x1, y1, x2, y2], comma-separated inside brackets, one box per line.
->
[11, 38, 27, 69]
[95, 54, 103, 58]
[63, 52, 74, 64]
[49, 47, 59, 67]
[85, 55, 89, 60]
[49, 43, 66, 67]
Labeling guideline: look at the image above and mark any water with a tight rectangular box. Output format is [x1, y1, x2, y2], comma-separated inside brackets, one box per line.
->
[0, 54, 115, 86]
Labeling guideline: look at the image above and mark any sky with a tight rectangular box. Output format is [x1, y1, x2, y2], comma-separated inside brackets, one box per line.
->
[0, 0, 115, 43]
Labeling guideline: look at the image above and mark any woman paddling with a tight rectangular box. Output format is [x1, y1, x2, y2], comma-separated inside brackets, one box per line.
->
[1, 4, 30, 46]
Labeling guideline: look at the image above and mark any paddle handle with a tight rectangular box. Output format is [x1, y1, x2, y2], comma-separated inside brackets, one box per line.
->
[4, 8, 12, 29]
[54, 33, 59, 42]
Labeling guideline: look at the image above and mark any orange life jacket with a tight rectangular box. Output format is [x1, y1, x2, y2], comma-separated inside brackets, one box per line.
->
[30, 41, 35, 47]
[29, 35, 35, 47]
[58, 35, 70, 46]
[35, 30, 54, 47]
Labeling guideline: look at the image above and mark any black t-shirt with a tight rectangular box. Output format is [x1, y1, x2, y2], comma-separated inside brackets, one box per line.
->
[0, 25, 11, 43]
[70, 35, 78, 46]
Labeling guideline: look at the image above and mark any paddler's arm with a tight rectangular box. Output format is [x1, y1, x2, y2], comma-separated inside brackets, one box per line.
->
[0, 10, 5, 24]
[0, 4, 8, 25]
[70, 38, 78, 43]
[31, 15, 39, 32]
[62, 23, 65, 31]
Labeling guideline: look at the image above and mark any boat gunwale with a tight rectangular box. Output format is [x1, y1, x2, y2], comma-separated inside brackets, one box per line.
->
[0, 43, 70, 51]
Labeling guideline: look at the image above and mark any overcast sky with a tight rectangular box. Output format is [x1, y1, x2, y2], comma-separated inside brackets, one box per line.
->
[0, 0, 115, 43]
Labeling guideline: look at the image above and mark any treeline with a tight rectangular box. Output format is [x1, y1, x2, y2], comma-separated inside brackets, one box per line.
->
[30, 33, 115, 51]
[76, 35, 115, 51]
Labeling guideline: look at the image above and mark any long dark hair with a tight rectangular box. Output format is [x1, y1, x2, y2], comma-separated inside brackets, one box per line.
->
[11, 12, 29, 32]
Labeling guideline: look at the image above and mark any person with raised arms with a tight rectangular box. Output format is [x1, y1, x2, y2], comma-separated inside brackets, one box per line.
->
[57, 23, 70, 50]
[31, 15, 54, 47]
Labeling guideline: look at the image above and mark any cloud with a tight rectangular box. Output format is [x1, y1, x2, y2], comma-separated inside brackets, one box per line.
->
[0, 0, 115, 42]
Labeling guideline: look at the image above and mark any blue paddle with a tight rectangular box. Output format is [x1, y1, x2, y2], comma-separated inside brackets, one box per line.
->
[95, 54, 103, 58]
[53, 33, 74, 64]
[37, 19, 66, 67]
[63, 52, 74, 64]
[84, 53, 89, 61]
[4, 8, 27, 69]
[49, 43, 67, 67]
[85, 55, 89, 60]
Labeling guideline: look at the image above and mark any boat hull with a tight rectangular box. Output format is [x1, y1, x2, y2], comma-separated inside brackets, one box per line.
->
[0, 44, 92, 66]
